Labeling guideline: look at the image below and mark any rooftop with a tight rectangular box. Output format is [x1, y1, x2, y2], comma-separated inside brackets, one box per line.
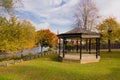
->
[58, 27, 100, 38]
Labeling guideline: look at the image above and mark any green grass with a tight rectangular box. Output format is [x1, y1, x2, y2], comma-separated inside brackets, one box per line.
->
[0, 51, 120, 80]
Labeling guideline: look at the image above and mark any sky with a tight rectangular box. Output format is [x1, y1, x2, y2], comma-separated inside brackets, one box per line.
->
[15, 0, 120, 34]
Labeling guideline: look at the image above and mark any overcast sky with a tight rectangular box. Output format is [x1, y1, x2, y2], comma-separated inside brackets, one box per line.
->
[15, 0, 120, 33]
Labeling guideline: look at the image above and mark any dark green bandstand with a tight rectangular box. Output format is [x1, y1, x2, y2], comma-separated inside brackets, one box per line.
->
[57, 27, 101, 63]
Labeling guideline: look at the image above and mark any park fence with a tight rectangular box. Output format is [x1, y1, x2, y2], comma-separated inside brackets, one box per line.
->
[100, 43, 120, 49]
[82, 43, 120, 49]
[0, 51, 58, 68]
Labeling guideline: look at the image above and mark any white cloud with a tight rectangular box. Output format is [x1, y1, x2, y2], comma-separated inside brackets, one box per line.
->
[23, 19, 49, 30]
[48, 18, 71, 25]
[35, 22, 49, 30]
[18, 0, 79, 27]
[16, 0, 120, 33]
[51, 0, 63, 6]
[95, 0, 120, 22]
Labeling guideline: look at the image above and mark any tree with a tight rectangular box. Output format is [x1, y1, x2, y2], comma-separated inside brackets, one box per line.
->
[117, 28, 120, 42]
[98, 17, 120, 43]
[98, 17, 120, 52]
[74, 0, 99, 31]
[0, 16, 36, 54]
[36, 29, 58, 51]
[0, 0, 22, 15]
[19, 20, 36, 49]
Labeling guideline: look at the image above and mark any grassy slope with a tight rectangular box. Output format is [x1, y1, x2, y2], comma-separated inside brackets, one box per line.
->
[0, 51, 120, 80]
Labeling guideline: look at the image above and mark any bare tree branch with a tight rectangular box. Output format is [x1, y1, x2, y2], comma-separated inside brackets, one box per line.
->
[74, 0, 100, 31]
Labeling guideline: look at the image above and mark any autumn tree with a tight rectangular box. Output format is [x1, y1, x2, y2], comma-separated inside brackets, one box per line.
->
[36, 29, 58, 51]
[19, 20, 36, 49]
[74, 0, 99, 31]
[98, 17, 120, 43]
[0, 16, 36, 54]
[117, 27, 120, 42]
[98, 17, 120, 52]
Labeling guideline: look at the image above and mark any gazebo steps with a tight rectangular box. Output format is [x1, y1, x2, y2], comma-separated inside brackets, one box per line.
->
[80, 56, 100, 64]
[62, 58, 100, 64]
[62, 59, 80, 63]
[60, 54, 100, 64]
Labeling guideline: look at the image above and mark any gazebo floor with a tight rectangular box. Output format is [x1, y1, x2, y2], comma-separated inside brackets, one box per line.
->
[60, 53, 100, 64]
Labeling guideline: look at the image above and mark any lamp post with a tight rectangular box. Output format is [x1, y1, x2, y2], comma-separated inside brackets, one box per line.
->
[108, 29, 112, 52]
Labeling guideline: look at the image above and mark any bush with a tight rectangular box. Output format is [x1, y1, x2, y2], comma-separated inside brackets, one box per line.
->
[28, 52, 33, 56]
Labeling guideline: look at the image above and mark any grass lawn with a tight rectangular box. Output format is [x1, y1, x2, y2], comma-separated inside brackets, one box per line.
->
[0, 51, 120, 80]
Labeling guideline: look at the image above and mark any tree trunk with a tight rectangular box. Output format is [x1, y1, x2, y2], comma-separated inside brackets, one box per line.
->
[108, 39, 111, 52]
[41, 45, 43, 52]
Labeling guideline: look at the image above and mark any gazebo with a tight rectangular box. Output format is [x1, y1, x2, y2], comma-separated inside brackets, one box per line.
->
[57, 27, 101, 63]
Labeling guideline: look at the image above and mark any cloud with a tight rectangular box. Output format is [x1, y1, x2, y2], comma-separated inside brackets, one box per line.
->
[49, 18, 72, 25]
[20, 0, 79, 19]
[35, 22, 50, 30]
[15, 10, 47, 24]
[15, 0, 120, 33]
[95, 0, 120, 21]
[15, 0, 79, 32]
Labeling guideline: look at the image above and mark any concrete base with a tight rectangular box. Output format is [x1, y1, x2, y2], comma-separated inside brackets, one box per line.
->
[60, 54, 100, 64]
[80, 54, 100, 64]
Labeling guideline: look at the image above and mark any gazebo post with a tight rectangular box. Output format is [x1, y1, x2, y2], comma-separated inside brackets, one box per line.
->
[98, 38, 100, 56]
[62, 38, 66, 58]
[96, 38, 99, 59]
[65, 40, 67, 53]
[76, 39, 78, 53]
[89, 38, 91, 54]
[80, 37, 82, 60]
[58, 38, 61, 55]
[86, 39, 88, 51]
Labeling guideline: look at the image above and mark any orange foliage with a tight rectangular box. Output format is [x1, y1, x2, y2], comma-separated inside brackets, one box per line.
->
[36, 29, 58, 47]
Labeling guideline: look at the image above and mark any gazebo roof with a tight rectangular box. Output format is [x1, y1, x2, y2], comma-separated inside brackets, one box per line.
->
[58, 27, 100, 38]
